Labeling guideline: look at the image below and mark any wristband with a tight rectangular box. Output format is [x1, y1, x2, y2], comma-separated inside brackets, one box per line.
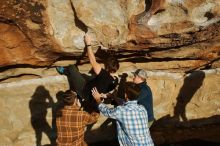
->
[86, 44, 91, 47]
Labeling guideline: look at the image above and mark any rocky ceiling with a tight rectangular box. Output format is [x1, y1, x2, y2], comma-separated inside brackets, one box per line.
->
[0, 0, 219, 73]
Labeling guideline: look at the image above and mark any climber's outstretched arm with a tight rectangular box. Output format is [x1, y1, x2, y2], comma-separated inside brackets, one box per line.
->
[84, 34, 102, 75]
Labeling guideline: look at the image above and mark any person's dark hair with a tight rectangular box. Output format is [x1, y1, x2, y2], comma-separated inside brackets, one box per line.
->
[124, 82, 141, 101]
[63, 90, 77, 106]
[104, 56, 119, 73]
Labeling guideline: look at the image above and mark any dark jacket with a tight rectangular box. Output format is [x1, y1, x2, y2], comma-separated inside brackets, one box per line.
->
[137, 82, 154, 122]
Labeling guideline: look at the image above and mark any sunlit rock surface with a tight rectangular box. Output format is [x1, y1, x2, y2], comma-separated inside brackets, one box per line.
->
[0, 0, 219, 69]
[0, 68, 219, 145]
[0, 0, 220, 145]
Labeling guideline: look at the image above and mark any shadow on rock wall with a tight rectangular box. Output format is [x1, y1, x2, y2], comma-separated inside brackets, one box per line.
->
[29, 85, 56, 146]
[150, 71, 220, 145]
[174, 71, 205, 122]
[151, 115, 220, 145]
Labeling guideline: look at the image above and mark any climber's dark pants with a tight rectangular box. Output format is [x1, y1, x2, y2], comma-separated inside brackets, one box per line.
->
[67, 65, 86, 99]
[67, 65, 99, 113]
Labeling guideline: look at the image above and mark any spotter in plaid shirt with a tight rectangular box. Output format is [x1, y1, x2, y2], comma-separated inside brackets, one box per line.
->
[56, 90, 99, 146]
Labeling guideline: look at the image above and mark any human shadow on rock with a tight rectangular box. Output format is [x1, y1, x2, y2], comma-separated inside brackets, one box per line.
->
[29, 85, 55, 146]
[173, 71, 205, 122]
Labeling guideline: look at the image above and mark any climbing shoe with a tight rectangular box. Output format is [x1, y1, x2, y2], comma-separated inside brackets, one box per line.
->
[56, 66, 67, 75]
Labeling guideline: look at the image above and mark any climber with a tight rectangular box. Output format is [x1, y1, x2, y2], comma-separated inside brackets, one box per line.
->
[56, 33, 119, 111]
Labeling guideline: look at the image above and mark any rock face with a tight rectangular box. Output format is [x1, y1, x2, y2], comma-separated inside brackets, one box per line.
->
[0, 0, 219, 69]
[0, 0, 220, 145]
[0, 69, 219, 145]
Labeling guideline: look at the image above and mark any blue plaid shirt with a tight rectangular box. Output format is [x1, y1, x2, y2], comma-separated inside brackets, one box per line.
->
[98, 100, 154, 146]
